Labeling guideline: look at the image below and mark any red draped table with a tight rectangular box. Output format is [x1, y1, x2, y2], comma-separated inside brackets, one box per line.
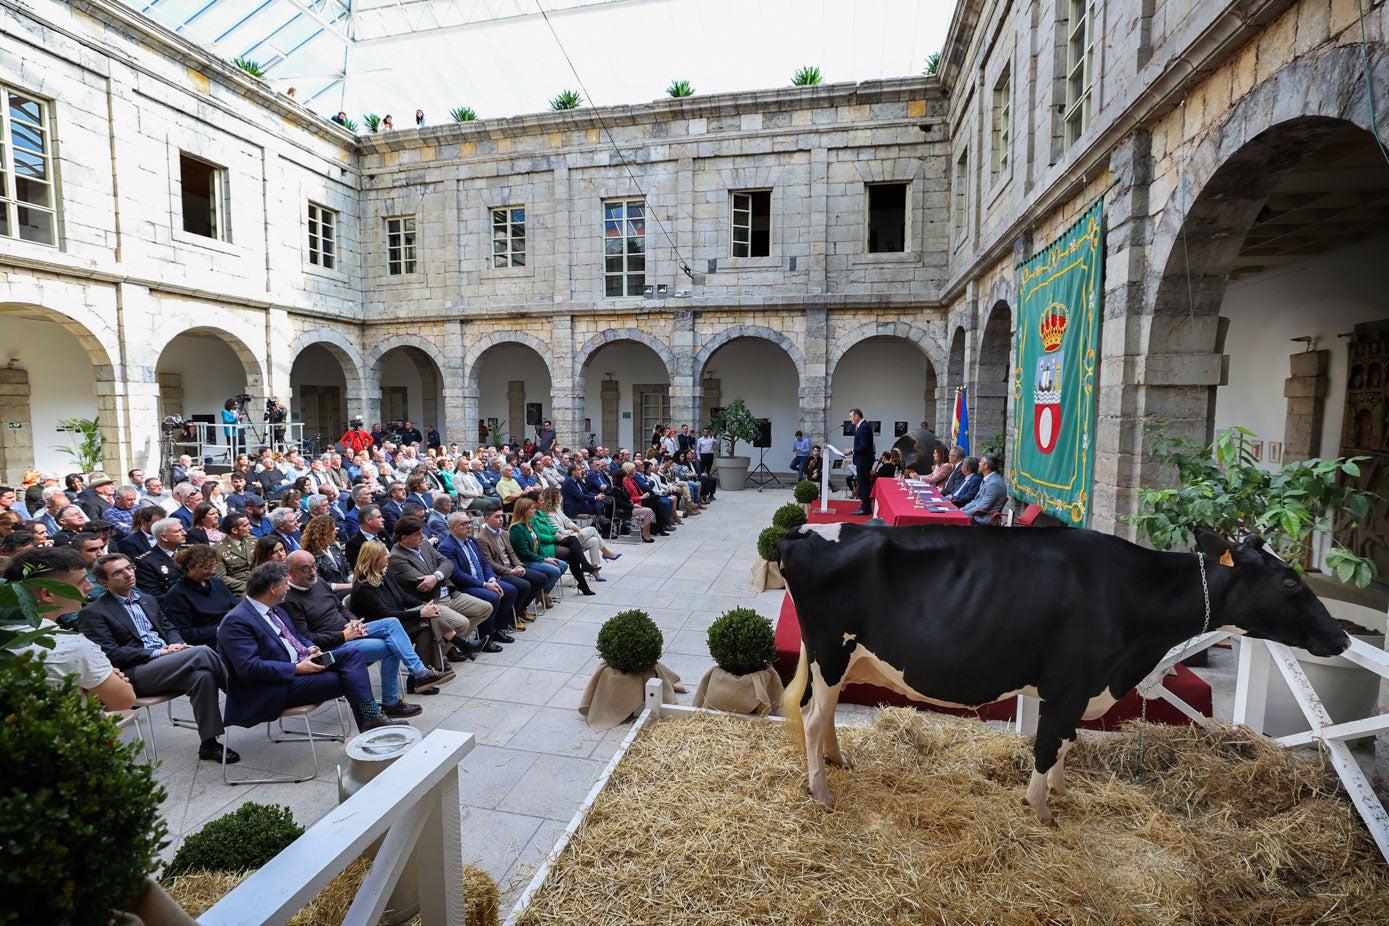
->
[871, 478, 971, 526]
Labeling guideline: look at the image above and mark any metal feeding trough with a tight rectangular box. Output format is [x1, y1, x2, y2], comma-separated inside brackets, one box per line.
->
[338, 725, 425, 925]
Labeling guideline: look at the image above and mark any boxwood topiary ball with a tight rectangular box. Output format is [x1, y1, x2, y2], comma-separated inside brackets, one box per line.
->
[793, 479, 820, 503]
[596, 609, 664, 675]
[757, 525, 787, 561]
[772, 503, 808, 530]
[707, 608, 776, 676]
[166, 802, 303, 876]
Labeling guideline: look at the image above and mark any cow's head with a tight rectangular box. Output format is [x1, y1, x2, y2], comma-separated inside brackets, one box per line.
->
[1196, 529, 1349, 657]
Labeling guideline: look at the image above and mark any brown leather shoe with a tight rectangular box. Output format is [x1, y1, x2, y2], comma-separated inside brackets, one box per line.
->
[381, 700, 423, 718]
[413, 668, 456, 689]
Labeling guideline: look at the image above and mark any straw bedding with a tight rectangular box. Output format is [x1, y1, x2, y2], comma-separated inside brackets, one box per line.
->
[516, 709, 1389, 926]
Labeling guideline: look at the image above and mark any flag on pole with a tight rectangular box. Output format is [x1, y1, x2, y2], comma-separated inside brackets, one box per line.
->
[952, 387, 970, 455]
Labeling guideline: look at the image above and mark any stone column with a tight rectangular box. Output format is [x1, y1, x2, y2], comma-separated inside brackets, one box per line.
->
[0, 368, 32, 478]
[438, 322, 466, 445]
[549, 315, 582, 447]
[801, 306, 830, 442]
[1283, 350, 1328, 463]
[669, 311, 700, 431]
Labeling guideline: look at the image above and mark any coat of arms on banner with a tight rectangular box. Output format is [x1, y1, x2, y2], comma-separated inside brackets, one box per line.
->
[1033, 303, 1068, 454]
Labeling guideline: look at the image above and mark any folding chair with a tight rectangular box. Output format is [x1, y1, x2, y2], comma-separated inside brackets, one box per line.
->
[128, 692, 180, 763]
[222, 699, 349, 785]
[108, 709, 150, 764]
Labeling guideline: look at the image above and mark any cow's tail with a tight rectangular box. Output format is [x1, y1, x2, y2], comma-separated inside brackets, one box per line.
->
[781, 643, 809, 754]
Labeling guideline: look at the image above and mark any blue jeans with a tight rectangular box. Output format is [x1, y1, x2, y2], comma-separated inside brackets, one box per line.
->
[791, 455, 809, 482]
[686, 481, 701, 504]
[529, 560, 563, 592]
[339, 618, 427, 706]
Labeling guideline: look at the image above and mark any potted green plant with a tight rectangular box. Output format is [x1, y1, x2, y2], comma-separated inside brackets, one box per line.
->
[1129, 427, 1381, 727]
[791, 65, 823, 86]
[665, 80, 694, 98]
[752, 524, 787, 592]
[449, 106, 478, 122]
[794, 479, 820, 512]
[706, 398, 761, 491]
[362, 113, 382, 133]
[579, 610, 685, 732]
[693, 608, 784, 714]
[0, 654, 174, 924]
[53, 415, 103, 473]
[549, 89, 583, 111]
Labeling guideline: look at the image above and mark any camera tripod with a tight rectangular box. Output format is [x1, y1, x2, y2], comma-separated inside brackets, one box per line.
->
[746, 446, 783, 491]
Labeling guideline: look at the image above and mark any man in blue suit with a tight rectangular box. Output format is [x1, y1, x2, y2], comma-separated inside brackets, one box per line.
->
[849, 407, 876, 515]
[216, 562, 406, 733]
[563, 464, 609, 522]
[962, 452, 1008, 524]
[437, 514, 524, 646]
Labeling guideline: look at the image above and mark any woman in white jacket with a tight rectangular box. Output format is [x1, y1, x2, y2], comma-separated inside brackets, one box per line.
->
[538, 487, 620, 572]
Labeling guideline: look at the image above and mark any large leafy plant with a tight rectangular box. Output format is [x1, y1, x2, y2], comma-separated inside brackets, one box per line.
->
[1128, 428, 1379, 587]
[706, 398, 762, 457]
[0, 566, 80, 658]
[53, 415, 102, 472]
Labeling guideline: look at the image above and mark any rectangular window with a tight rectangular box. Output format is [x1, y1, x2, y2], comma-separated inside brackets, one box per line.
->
[382, 386, 408, 424]
[866, 183, 908, 253]
[603, 198, 645, 297]
[386, 215, 417, 275]
[308, 202, 337, 269]
[991, 67, 1011, 183]
[179, 153, 225, 239]
[1064, 0, 1098, 147]
[491, 206, 526, 268]
[636, 386, 672, 442]
[0, 87, 56, 245]
[730, 190, 771, 257]
[953, 151, 969, 242]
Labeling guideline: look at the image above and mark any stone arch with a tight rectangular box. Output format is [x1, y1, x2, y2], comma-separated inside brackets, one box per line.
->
[1149, 44, 1389, 319]
[573, 328, 675, 382]
[947, 326, 967, 389]
[288, 328, 365, 384]
[694, 325, 804, 375]
[155, 324, 267, 397]
[367, 333, 449, 381]
[464, 329, 555, 396]
[973, 301, 1013, 450]
[827, 320, 944, 373]
[369, 336, 447, 433]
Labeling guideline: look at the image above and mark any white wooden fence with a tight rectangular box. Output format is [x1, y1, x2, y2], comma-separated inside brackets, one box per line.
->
[197, 729, 474, 926]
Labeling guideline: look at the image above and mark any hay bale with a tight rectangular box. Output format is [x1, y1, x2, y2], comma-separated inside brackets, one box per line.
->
[162, 858, 499, 926]
[515, 710, 1389, 926]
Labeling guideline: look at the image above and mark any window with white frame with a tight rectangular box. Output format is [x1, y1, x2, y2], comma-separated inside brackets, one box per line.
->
[865, 183, 909, 253]
[952, 151, 969, 243]
[603, 198, 645, 297]
[179, 153, 227, 240]
[730, 190, 771, 257]
[385, 215, 417, 275]
[0, 86, 56, 246]
[991, 66, 1011, 183]
[491, 206, 526, 268]
[1064, 0, 1098, 147]
[308, 202, 337, 269]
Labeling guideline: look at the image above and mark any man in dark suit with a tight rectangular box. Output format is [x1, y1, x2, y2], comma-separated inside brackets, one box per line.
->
[117, 505, 159, 558]
[134, 517, 187, 603]
[562, 464, 610, 528]
[380, 482, 408, 537]
[169, 484, 199, 530]
[79, 552, 235, 762]
[346, 504, 387, 568]
[437, 513, 523, 643]
[849, 407, 876, 515]
[216, 561, 406, 734]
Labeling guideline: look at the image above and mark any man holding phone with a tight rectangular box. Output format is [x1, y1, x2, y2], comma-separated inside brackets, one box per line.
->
[217, 562, 407, 734]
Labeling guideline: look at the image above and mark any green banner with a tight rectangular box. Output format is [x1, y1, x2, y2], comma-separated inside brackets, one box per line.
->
[1011, 198, 1104, 526]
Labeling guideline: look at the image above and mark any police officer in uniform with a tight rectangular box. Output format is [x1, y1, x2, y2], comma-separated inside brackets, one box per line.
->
[134, 517, 187, 605]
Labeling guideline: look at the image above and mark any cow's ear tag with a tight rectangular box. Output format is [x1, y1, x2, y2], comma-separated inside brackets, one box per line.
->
[1219, 550, 1235, 568]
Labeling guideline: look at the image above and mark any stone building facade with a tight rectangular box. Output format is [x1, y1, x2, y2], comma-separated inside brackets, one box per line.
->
[0, 0, 1386, 547]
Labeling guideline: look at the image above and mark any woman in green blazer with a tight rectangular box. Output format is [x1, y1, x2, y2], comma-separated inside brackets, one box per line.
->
[509, 498, 595, 596]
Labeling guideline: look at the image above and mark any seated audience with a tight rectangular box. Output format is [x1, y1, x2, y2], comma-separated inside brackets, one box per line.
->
[162, 544, 235, 648]
[4, 547, 135, 710]
[948, 456, 983, 506]
[133, 518, 187, 604]
[526, 496, 598, 593]
[620, 462, 659, 541]
[186, 503, 223, 545]
[475, 508, 548, 613]
[941, 446, 968, 495]
[352, 539, 473, 665]
[302, 513, 351, 592]
[217, 562, 407, 735]
[281, 551, 454, 716]
[921, 444, 955, 486]
[538, 487, 618, 574]
[388, 516, 494, 660]
[251, 534, 289, 568]
[437, 513, 528, 634]
[117, 505, 159, 558]
[81, 552, 236, 762]
[102, 486, 138, 537]
[961, 452, 1008, 524]
[213, 511, 256, 597]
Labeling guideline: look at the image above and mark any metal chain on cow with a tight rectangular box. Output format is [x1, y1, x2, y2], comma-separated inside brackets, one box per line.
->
[1137, 552, 1211, 781]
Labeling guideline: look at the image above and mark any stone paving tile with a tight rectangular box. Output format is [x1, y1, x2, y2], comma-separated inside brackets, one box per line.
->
[457, 744, 541, 811]
[503, 705, 614, 759]
[459, 807, 548, 887]
[494, 753, 608, 822]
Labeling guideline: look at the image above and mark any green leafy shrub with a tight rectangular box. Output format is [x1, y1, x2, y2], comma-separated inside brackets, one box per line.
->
[707, 608, 776, 676]
[450, 106, 478, 122]
[924, 51, 942, 76]
[758, 525, 787, 562]
[773, 503, 807, 531]
[232, 57, 265, 78]
[341, 117, 359, 133]
[706, 398, 763, 457]
[0, 653, 168, 924]
[549, 89, 583, 110]
[793, 480, 820, 504]
[362, 113, 382, 133]
[166, 803, 303, 876]
[53, 416, 103, 473]
[791, 65, 823, 86]
[666, 79, 694, 97]
[595, 609, 663, 675]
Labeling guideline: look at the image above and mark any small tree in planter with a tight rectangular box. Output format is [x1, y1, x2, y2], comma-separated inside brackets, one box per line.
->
[773, 503, 808, 531]
[694, 608, 784, 714]
[1, 654, 170, 924]
[706, 398, 762, 491]
[579, 610, 685, 731]
[794, 479, 820, 509]
[752, 524, 788, 592]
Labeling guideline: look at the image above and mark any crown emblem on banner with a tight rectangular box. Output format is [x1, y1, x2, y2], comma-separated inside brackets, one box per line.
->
[1039, 304, 1068, 353]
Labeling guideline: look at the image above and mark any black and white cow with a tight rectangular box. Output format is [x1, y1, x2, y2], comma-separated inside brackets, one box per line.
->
[779, 522, 1349, 823]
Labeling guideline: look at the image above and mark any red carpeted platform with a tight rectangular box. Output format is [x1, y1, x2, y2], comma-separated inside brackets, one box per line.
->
[775, 592, 1211, 729]
[808, 499, 872, 525]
